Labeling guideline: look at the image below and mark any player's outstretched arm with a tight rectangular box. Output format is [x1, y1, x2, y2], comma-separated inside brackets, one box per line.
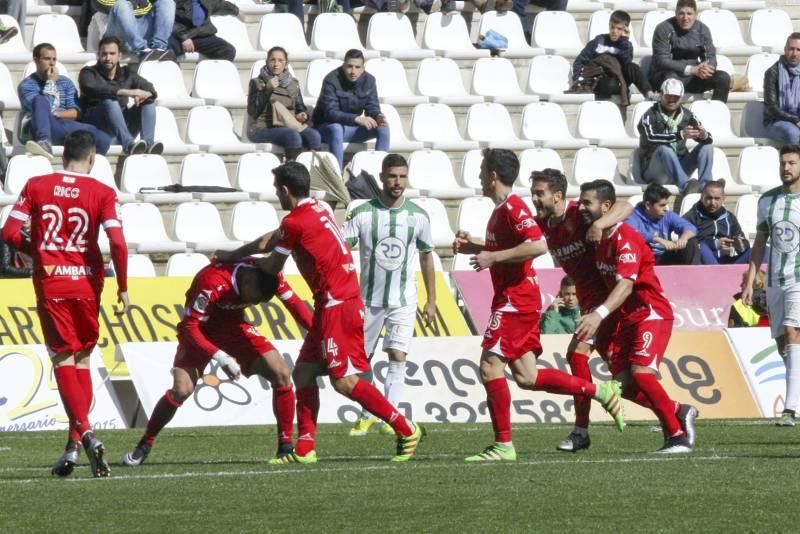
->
[106, 227, 130, 314]
[575, 278, 633, 340]
[471, 239, 547, 271]
[586, 200, 633, 244]
[419, 250, 437, 327]
[277, 275, 313, 331]
[742, 229, 768, 305]
[214, 231, 278, 262]
[453, 230, 484, 255]
[257, 250, 289, 276]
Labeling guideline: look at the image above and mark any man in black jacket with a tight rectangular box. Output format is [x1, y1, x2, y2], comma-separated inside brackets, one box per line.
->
[683, 179, 750, 265]
[764, 32, 800, 145]
[167, 0, 238, 61]
[78, 36, 163, 154]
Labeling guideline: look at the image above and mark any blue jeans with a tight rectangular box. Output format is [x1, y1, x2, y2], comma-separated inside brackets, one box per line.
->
[317, 123, 390, 170]
[272, 0, 303, 21]
[83, 99, 156, 149]
[643, 144, 713, 191]
[698, 241, 751, 265]
[104, 0, 175, 53]
[765, 120, 800, 145]
[250, 126, 322, 150]
[29, 95, 111, 154]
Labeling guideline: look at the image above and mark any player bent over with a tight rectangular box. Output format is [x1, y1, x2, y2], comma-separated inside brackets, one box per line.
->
[122, 260, 312, 466]
[1, 131, 130, 478]
[531, 168, 634, 452]
[222, 162, 425, 464]
[453, 149, 625, 462]
[576, 180, 697, 454]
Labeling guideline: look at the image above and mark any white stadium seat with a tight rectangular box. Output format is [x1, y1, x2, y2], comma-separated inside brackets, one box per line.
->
[735, 193, 759, 239]
[520, 102, 589, 149]
[120, 202, 187, 253]
[348, 150, 387, 179]
[630, 101, 655, 137]
[690, 100, 755, 148]
[229, 201, 280, 242]
[460, 149, 483, 191]
[138, 61, 204, 109]
[697, 9, 760, 56]
[311, 13, 379, 58]
[407, 149, 475, 199]
[739, 100, 771, 140]
[421, 12, 490, 60]
[641, 9, 673, 48]
[186, 106, 258, 153]
[31, 14, 94, 62]
[572, 146, 642, 196]
[456, 197, 495, 238]
[410, 197, 455, 248]
[410, 103, 480, 151]
[576, 101, 639, 147]
[745, 53, 779, 99]
[0, 15, 29, 62]
[154, 106, 198, 155]
[304, 57, 341, 100]
[525, 55, 594, 103]
[477, 11, 544, 58]
[173, 201, 243, 252]
[465, 103, 535, 150]
[748, 9, 793, 53]
[470, 57, 539, 106]
[257, 13, 325, 60]
[210, 15, 264, 61]
[415, 57, 484, 106]
[235, 152, 282, 201]
[517, 148, 567, 191]
[192, 60, 247, 108]
[679, 193, 701, 216]
[127, 254, 157, 277]
[378, 104, 426, 152]
[121, 154, 193, 204]
[531, 11, 584, 57]
[365, 58, 427, 106]
[180, 153, 251, 203]
[366, 13, 435, 60]
[90, 154, 135, 203]
[4, 154, 52, 196]
[165, 253, 210, 277]
[690, 147, 751, 195]
[738, 145, 780, 192]
[0, 63, 20, 110]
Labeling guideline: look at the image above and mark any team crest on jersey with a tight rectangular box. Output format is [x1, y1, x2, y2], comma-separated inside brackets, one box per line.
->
[194, 290, 211, 313]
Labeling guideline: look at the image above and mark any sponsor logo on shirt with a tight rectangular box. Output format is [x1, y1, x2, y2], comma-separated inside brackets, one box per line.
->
[43, 264, 94, 277]
[53, 185, 80, 199]
[551, 241, 586, 262]
[618, 252, 637, 264]
[515, 218, 537, 231]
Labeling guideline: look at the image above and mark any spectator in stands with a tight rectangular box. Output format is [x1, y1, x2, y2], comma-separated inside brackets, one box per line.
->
[650, 0, 730, 103]
[79, 36, 163, 155]
[98, 0, 177, 62]
[638, 78, 713, 194]
[683, 179, 751, 265]
[0, 0, 25, 42]
[540, 276, 580, 335]
[19, 43, 112, 159]
[0, 220, 31, 278]
[312, 49, 389, 170]
[729, 269, 768, 327]
[247, 46, 321, 159]
[764, 33, 800, 145]
[626, 183, 701, 265]
[168, 0, 238, 61]
[571, 10, 654, 107]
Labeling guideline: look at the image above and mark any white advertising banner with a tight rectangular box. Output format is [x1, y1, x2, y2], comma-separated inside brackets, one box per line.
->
[0, 345, 126, 432]
[725, 327, 786, 417]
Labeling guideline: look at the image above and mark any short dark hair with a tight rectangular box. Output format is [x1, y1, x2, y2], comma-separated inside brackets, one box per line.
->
[97, 36, 122, 52]
[63, 131, 96, 164]
[256, 270, 279, 301]
[703, 179, 726, 192]
[560, 275, 575, 288]
[787, 33, 800, 46]
[609, 10, 630, 26]
[580, 179, 616, 204]
[531, 168, 567, 197]
[273, 161, 310, 197]
[643, 183, 670, 204]
[780, 144, 800, 158]
[381, 153, 408, 175]
[33, 42, 55, 59]
[343, 49, 364, 62]
[675, 0, 696, 12]
[267, 46, 288, 62]
[482, 148, 519, 187]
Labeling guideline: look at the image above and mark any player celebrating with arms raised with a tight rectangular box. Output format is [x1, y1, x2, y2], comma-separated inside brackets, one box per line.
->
[1, 131, 129, 477]
[453, 149, 625, 462]
[121, 261, 312, 466]
[221, 162, 425, 463]
[576, 180, 697, 453]
[531, 168, 633, 452]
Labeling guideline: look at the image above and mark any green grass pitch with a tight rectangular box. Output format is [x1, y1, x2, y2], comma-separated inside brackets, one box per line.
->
[1, 420, 798, 532]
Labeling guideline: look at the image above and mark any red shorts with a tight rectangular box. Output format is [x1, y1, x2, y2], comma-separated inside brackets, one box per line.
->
[608, 319, 673, 376]
[297, 298, 370, 379]
[37, 298, 99, 355]
[481, 309, 542, 360]
[174, 322, 276, 377]
[593, 318, 619, 360]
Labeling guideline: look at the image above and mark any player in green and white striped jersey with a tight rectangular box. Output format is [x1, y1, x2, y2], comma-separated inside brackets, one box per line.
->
[744, 144, 800, 426]
[342, 154, 437, 436]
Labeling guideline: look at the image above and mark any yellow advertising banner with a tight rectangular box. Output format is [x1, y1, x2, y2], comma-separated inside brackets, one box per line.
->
[0, 273, 469, 375]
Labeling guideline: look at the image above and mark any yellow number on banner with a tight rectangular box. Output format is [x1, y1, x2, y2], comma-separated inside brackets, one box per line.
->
[0, 350, 58, 421]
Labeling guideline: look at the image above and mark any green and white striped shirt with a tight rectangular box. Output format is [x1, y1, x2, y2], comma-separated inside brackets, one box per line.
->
[757, 186, 800, 288]
[343, 198, 434, 308]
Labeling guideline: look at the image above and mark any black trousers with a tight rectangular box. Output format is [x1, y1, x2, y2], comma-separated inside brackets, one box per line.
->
[594, 62, 653, 100]
[169, 34, 236, 61]
[651, 70, 730, 103]
[654, 237, 701, 266]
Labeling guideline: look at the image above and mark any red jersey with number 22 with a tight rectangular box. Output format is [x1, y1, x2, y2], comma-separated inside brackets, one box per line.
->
[485, 193, 544, 314]
[274, 198, 360, 306]
[594, 223, 674, 324]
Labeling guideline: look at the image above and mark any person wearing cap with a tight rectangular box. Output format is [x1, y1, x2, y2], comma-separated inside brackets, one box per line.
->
[637, 78, 713, 194]
[650, 0, 729, 102]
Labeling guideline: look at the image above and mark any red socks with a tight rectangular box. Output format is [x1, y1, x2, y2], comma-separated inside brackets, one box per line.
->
[632, 372, 683, 437]
[534, 368, 597, 398]
[295, 386, 320, 456]
[272, 385, 295, 445]
[567, 351, 592, 428]
[143, 389, 183, 445]
[349, 379, 412, 437]
[53, 365, 91, 436]
[67, 367, 93, 441]
[484, 377, 512, 443]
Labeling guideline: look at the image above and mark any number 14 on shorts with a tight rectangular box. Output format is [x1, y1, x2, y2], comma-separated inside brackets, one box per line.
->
[326, 338, 339, 357]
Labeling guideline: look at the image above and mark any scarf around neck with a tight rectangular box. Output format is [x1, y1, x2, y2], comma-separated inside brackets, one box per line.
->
[778, 56, 800, 117]
[259, 63, 292, 89]
[658, 103, 684, 153]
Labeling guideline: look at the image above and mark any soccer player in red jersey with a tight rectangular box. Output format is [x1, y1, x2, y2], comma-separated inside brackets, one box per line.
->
[1, 131, 129, 477]
[121, 261, 313, 466]
[221, 162, 425, 464]
[531, 168, 633, 453]
[576, 179, 698, 453]
[453, 149, 625, 462]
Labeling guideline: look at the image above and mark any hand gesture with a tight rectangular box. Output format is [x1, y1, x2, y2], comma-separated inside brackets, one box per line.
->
[453, 230, 471, 254]
[268, 76, 280, 90]
[586, 221, 604, 245]
[551, 296, 564, 312]
[182, 38, 195, 53]
[470, 251, 496, 271]
[575, 311, 602, 341]
[355, 115, 378, 130]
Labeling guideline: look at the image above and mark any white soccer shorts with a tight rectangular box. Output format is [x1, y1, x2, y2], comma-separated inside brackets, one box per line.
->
[363, 305, 416, 356]
[767, 284, 800, 339]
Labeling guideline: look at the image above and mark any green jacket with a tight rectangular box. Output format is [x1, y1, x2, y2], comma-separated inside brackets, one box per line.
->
[540, 306, 580, 335]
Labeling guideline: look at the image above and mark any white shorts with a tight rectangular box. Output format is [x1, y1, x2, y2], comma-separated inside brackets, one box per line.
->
[363, 305, 416, 356]
[767, 284, 800, 339]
